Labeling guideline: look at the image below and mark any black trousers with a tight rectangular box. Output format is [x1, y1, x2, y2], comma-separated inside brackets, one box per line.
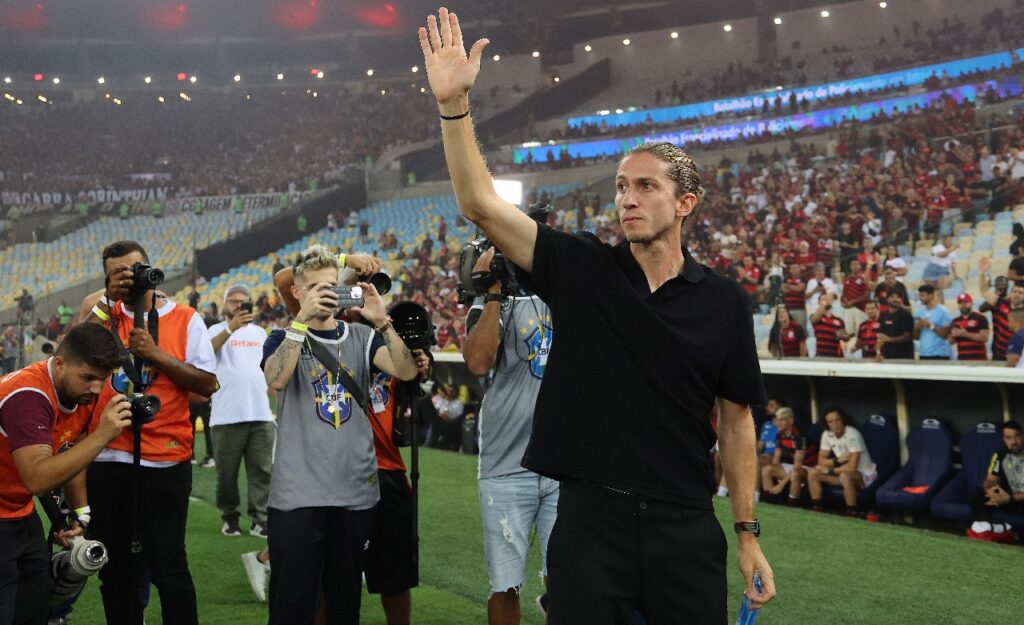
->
[971, 484, 1024, 521]
[267, 506, 376, 625]
[0, 513, 50, 625]
[86, 461, 197, 625]
[547, 481, 727, 625]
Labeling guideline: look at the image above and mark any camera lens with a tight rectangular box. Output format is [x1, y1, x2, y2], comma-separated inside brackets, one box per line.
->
[144, 268, 165, 287]
[369, 272, 392, 295]
[134, 394, 161, 417]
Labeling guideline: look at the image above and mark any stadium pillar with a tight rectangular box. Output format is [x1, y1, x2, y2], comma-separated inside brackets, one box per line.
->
[753, 0, 777, 63]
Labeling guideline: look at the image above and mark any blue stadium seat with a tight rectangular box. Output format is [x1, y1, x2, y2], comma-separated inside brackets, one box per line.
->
[823, 414, 899, 508]
[876, 418, 955, 513]
[930, 422, 1003, 522]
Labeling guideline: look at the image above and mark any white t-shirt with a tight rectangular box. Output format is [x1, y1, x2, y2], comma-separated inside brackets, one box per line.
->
[805, 277, 837, 313]
[820, 426, 876, 475]
[208, 321, 274, 426]
[929, 243, 957, 268]
[884, 257, 907, 273]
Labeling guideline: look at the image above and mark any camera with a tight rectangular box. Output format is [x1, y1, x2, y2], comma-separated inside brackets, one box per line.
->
[388, 301, 436, 350]
[127, 263, 164, 299]
[456, 236, 518, 304]
[367, 272, 392, 296]
[127, 393, 161, 426]
[456, 203, 549, 304]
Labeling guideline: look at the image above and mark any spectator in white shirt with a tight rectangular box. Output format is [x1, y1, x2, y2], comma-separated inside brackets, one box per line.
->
[208, 284, 275, 538]
[805, 263, 838, 318]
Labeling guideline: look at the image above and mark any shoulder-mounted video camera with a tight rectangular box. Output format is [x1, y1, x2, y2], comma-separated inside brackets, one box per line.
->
[456, 203, 550, 305]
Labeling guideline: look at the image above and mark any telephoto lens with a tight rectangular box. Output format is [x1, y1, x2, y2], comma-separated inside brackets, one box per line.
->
[368, 272, 392, 295]
[51, 537, 108, 610]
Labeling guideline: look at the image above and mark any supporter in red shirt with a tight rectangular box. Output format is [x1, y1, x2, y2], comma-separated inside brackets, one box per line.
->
[949, 293, 990, 361]
[781, 263, 809, 328]
[853, 300, 882, 359]
[979, 259, 1012, 360]
[737, 255, 763, 299]
[857, 238, 881, 282]
[810, 293, 848, 358]
[768, 306, 808, 358]
[841, 258, 873, 336]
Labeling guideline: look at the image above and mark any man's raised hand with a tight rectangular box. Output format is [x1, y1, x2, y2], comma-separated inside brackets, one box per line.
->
[419, 7, 489, 108]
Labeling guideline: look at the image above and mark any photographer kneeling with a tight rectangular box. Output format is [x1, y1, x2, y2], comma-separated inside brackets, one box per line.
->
[83, 240, 218, 625]
[261, 245, 417, 625]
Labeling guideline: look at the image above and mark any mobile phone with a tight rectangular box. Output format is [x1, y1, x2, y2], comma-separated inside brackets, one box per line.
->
[239, 302, 253, 314]
[328, 285, 364, 309]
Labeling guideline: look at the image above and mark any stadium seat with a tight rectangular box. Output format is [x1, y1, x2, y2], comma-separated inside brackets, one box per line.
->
[875, 418, 955, 513]
[823, 414, 900, 509]
[929, 422, 1003, 522]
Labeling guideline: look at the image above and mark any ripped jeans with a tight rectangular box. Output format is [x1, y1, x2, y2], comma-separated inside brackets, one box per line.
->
[478, 472, 560, 593]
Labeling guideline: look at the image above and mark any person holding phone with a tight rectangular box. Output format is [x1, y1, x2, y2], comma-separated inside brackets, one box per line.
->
[208, 284, 275, 539]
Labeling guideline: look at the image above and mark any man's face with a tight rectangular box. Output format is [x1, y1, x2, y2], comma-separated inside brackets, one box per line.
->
[765, 400, 781, 417]
[865, 302, 879, 320]
[825, 411, 845, 435]
[919, 290, 933, 306]
[103, 250, 146, 279]
[884, 269, 897, 285]
[959, 301, 973, 316]
[850, 260, 862, 275]
[615, 153, 693, 244]
[887, 291, 903, 309]
[53, 357, 110, 405]
[1011, 286, 1024, 307]
[814, 266, 825, 281]
[1004, 427, 1023, 455]
[224, 292, 250, 320]
[776, 415, 794, 434]
[292, 266, 340, 322]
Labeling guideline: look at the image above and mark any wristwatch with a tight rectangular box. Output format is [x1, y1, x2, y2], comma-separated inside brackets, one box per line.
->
[734, 519, 760, 537]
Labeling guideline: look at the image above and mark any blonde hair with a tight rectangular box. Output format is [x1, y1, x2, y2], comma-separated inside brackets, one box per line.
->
[624, 142, 706, 206]
[292, 244, 338, 283]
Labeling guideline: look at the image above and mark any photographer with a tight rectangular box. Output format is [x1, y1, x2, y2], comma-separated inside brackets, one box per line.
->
[462, 245, 558, 623]
[419, 10, 773, 623]
[260, 245, 417, 625]
[0, 324, 131, 625]
[208, 284, 274, 539]
[83, 240, 218, 625]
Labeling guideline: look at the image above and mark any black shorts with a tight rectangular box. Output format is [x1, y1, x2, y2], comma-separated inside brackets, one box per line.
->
[364, 469, 418, 595]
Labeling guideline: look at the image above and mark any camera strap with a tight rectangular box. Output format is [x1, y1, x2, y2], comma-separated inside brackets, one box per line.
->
[108, 295, 160, 393]
[305, 339, 368, 413]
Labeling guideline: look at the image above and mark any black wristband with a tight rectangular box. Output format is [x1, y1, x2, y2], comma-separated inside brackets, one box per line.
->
[483, 293, 503, 303]
[440, 110, 470, 121]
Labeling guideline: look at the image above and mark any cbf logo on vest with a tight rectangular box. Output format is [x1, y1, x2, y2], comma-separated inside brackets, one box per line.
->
[312, 369, 353, 429]
[522, 323, 553, 380]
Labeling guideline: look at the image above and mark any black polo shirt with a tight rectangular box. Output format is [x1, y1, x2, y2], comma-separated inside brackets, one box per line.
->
[879, 308, 915, 359]
[518, 225, 766, 509]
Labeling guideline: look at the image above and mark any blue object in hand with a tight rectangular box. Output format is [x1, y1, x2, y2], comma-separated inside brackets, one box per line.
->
[735, 571, 763, 625]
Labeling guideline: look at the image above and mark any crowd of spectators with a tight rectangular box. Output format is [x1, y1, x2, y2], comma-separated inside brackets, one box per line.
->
[0, 85, 440, 200]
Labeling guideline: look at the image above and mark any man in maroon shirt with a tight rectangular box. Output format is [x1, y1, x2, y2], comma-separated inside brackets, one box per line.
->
[853, 301, 882, 359]
[949, 293, 990, 361]
[782, 262, 808, 329]
[841, 259, 872, 342]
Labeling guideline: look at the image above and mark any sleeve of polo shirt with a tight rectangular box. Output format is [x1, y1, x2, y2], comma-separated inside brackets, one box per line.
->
[519, 224, 594, 302]
[716, 291, 767, 406]
[0, 391, 54, 451]
[184, 312, 217, 375]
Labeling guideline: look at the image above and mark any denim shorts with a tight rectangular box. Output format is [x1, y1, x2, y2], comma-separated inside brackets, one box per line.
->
[478, 472, 560, 593]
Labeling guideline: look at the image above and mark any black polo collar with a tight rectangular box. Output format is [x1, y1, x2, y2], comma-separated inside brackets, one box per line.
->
[612, 240, 707, 285]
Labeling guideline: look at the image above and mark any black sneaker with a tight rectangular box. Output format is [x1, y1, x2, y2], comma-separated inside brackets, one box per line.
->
[222, 518, 242, 536]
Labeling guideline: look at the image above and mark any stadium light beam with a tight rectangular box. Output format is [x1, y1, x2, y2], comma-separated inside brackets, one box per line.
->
[366, 68, 374, 76]
[233, 74, 241, 82]
[622, 38, 631, 46]
[189, 75, 197, 83]
[723, 24, 733, 32]
[670, 32, 679, 39]
[52, 77, 60, 84]
[492, 179, 523, 207]
[144, 76, 152, 84]
[584, 44, 592, 52]
[773, 17, 782, 25]
[531, 51, 540, 58]
[821, 10, 830, 17]
[411, 65, 418, 73]
[97, 77, 105, 84]
[276, 73, 284, 80]
[3, 77, 11, 84]
[879, 1, 887, 6]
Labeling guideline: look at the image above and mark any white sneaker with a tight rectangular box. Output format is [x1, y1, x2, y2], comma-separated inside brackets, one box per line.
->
[241, 551, 270, 602]
[716, 486, 729, 497]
